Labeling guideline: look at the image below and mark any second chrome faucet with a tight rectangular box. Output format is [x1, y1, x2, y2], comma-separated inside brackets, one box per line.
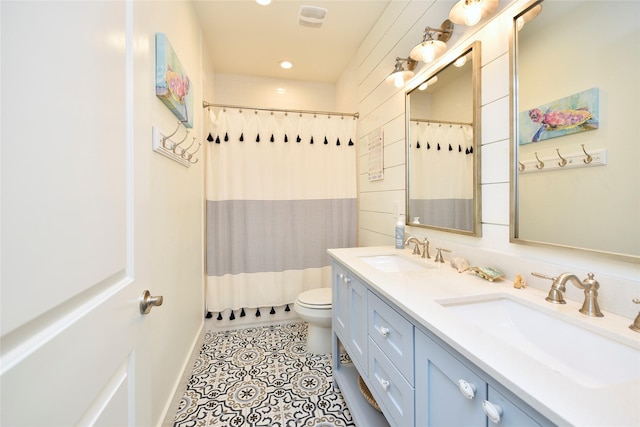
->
[531, 271, 604, 317]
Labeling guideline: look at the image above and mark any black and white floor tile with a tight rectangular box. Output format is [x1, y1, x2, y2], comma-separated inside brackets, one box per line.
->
[173, 322, 355, 427]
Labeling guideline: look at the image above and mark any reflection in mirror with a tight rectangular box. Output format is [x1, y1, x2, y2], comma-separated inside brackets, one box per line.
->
[406, 42, 481, 236]
[512, 1, 640, 261]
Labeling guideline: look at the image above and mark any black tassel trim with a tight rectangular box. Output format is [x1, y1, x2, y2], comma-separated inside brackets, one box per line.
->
[416, 141, 421, 149]
[207, 133, 214, 142]
[217, 312, 223, 321]
[310, 136, 314, 144]
[229, 311, 235, 320]
[427, 142, 431, 149]
[224, 132, 229, 142]
[437, 143, 441, 150]
[285, 304, 290, 312]
[240, 133, 244, 142]
[256, 308, 261, 317]
[465, 147, 470, 154]
[323, 136, 328, 145]
[270, 307, 276, 315]
[206, 311, 213, 318]
[285, 135, 289, 143]
[270, 134, 275, 143]
[348, 138, 354, 146]
[449, 144, 453, 151]
[240, 308, 246, 317]
[215, 135, 220, 144]
[297, 135, 302, 143]
[256, 134, 260, 143]
[459, 145, 462, 152]
[336, 138, 340, 146]
[469, 146, 473, 154]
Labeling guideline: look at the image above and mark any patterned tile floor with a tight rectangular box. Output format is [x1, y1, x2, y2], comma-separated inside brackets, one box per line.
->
[173, 322, 356, 427]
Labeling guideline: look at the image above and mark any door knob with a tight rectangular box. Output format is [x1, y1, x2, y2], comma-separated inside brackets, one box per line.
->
[140, 290, 163, 314]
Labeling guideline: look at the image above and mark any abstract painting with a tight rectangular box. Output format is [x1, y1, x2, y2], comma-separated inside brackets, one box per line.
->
[156, 33, 193, 128]
[519, 87, 598, 145]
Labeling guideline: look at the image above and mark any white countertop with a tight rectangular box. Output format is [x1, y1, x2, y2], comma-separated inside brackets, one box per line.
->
[328, 246, 640, 427]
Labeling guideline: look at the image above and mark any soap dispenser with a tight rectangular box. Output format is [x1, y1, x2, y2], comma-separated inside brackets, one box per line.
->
[395, 215, 405, 249]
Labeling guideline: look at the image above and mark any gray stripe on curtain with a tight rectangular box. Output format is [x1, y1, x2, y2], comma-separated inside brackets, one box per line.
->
[408, 199, 473, 231]
[207, 198, 357, 276]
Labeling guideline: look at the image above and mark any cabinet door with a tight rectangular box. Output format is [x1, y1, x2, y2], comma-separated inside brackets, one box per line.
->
[484, 386, 545, 427]
[348, 276, 368, 373]
[332, 262, 350, 343]
[416, 330, 487, 426]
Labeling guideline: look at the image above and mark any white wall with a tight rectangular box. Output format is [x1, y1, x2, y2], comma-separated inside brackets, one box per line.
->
[351, 0, 640, 318]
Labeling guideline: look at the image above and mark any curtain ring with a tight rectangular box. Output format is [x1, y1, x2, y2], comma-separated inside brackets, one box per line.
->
[535, 152, 544, 169]
[556, 148, 567, 167]
[582, 144, 593, 164]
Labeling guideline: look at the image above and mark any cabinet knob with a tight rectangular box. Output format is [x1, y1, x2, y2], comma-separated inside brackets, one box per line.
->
[379, 326, 390, 337]
[457, 379, 476, 399]
[379, 378, 390, 392]
[482, 400, 503, 424]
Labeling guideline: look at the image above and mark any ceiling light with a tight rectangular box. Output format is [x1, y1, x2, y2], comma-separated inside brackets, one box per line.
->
[409, 20, 454, 64]
[449, 0, 498, 26]
[276, 88, 286, 94]
[385, 57, 417, 88]
[279, 60, 293, 69]
[256, 0, 271, 5]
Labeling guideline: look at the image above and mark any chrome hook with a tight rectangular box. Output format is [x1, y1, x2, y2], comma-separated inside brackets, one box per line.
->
[518, 161, 525, 172]
[582, 144, 593, 164]
[161, 122, 182, 149]
[182, 141, 201, 160]
[556, 148, 567, 167]
[535, 152, 544, 169]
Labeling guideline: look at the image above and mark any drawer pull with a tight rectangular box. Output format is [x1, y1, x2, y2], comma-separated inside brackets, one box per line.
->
[457, 379, 476, 399]
[342, 275, 351, 284]
[379, 378, 390, 392]
[379, 326, 390, 337]
[482, 400, 503, 424]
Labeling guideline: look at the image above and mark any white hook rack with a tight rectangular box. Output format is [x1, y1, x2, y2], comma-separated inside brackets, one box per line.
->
[519, 147, 606, 174]
[152, 123, 200, 167]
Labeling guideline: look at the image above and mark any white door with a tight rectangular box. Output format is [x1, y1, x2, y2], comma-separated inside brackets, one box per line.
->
[1, 1, 154, 425]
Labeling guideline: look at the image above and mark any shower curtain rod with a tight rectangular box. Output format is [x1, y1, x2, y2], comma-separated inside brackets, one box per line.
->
[202, 101, 359, 119]
[411, 118, 472, 126]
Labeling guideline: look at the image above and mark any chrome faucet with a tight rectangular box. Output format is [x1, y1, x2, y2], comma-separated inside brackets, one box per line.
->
[531, 272, 604, 317]
[404, 237, 422, 256]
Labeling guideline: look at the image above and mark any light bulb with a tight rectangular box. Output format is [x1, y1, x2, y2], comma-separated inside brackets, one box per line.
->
[256, 0, 271, 5]
[454, 56, 467, 67]
[394, 73, 405, 88]
[421, 42, 436, 63]
[463, 1, 482, 26]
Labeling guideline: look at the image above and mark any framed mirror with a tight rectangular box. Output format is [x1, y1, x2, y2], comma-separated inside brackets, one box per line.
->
[511, 0, 640, 262]
[406, 42, 481, 236]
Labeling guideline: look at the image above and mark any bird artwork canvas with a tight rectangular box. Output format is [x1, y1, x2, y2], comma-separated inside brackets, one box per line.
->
[156, 33, 193, 128]
[519, 87, 599, 145]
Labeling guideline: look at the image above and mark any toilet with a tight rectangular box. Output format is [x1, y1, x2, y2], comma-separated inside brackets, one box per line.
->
[294, 288, 332, 354]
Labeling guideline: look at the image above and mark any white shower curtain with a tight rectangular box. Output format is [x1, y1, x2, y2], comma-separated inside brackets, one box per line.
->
[408, 121, 474, 230]
[206, 108, 357, 318]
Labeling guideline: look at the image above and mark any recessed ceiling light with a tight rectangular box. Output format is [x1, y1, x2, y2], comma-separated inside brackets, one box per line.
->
[279, 60, 293, 69]
[276, 88, 286, 94]
[256, 0, 271, 5]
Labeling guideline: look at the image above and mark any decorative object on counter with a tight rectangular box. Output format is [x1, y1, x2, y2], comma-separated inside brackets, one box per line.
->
[630, 299, 640, 333]
[513, 273, 527, 289]
[395, 215, 405, 249]
[450, 257, 470, 272]
[358, 375, 382, 412]
[461, 266, 505, 282]
[434, 247, 451, 263]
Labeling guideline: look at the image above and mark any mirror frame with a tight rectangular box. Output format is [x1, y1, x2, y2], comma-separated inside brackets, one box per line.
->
[405, 41, 482, 236]
[509, 0, 640, 263]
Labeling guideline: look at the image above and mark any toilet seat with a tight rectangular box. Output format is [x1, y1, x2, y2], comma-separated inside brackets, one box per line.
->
[296, 288, 331, 309]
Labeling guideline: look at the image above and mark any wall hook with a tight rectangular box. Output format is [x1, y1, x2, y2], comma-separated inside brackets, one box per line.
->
[161, 122, 182, 149]
[535, 152, 544, 169]
[582, 144, 593, 164]
[556, 148, 567, 167]
[518, 161, 525, 171]
[152, 122, 200, 168]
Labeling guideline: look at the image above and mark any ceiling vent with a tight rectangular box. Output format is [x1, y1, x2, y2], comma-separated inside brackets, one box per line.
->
[298, 5, 328, 28]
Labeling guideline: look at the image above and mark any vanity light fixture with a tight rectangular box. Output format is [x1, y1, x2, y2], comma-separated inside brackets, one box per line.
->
[516, 3, 543, 31]
[409, 20, 454, 64]
[418, 76, 438, 91]
[449, 0, 498, 26]
[386, 57, 418, 88]
[454, 55, 467, 67]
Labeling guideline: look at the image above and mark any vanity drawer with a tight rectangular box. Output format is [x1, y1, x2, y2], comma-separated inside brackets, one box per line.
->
[368, 338, 415, 427]
[368, 292, 414, 384]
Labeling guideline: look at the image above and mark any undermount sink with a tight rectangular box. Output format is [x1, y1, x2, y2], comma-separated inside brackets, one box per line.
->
[359, 254, 434, 273]
[438, 294, 640, 388]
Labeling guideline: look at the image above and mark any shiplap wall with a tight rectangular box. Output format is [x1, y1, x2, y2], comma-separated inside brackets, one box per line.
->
[350, 0, 640, 318]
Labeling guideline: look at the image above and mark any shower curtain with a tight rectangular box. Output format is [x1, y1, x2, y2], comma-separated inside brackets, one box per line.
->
[206, 108, 357, 319]
[409, 121, 474, 230]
